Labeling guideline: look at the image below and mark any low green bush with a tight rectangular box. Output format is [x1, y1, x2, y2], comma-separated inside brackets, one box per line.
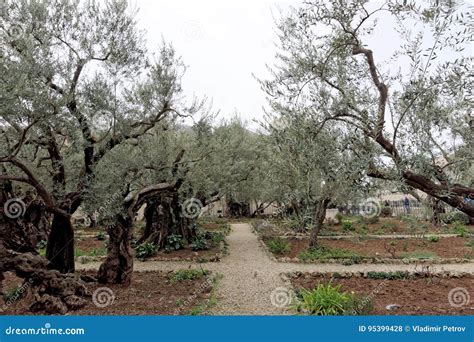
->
[342, 220, 354, 231]
[165, 234, 185, 252]
[267, 237, 291, 255]
[453, 223, 469, 237]
[191, 234, 210, 251]
[294, 282, 372, 315]
[135, 242, 157, 260]
[427, 235, 440, 243]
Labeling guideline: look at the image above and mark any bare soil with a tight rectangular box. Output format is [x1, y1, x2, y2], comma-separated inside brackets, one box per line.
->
[264, 236, 473, 259]
[290, 273, 474, 315]
[1, 271, 213, 315]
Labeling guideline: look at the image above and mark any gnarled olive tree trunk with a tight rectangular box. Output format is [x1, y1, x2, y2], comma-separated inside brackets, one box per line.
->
[46, 212, 75, 274]
[139, 194, 196, 250]
[97, 214, 133, 286]
[309, 199, 330, 248]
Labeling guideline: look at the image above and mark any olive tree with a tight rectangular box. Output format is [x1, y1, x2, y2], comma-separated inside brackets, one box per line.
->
[261, 0, 474, 219]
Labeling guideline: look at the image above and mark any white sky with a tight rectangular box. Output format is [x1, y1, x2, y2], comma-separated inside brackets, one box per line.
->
[133, 0, 470, 130]
[135, 0, 293, 127]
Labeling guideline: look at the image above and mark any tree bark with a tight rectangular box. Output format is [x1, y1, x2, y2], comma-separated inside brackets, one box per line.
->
[97, 214, 133, 286]
[46, 212, 75, 273]
[309, 199, 330, 248]
[139, 195, 196, 250]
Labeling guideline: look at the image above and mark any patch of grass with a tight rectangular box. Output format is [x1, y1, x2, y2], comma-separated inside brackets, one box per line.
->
[175, 298, 185, 306]
[294, 282, 372, 315]
[267, 237, 291, 255]
[402, 250, 437, 259]
[427, 235, 440, 243]
[298, 246, 359, 261]
[170, 268, 208, 283]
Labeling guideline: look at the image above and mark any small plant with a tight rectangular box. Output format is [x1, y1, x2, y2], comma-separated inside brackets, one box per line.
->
[36, 240, 47, 249]
[267, 237, 291, 255]
[341, 220, 354, 231]
[294, 282, 370, 315]
[175, 298, 185, 306]
[335, 212, 344, 223]
[95, 232, 106, 241]
[191, 234, 210, 251]
[427, 235, 440, 243]
[453, 223, 468, 237]
[170, 268, 207, 283]
[165, 234, 185, 251]
[135, 242, 157, 260]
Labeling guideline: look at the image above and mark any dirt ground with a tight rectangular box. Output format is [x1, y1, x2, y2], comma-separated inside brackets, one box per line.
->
[290, 273, 474, 315]
[273, 236, 473, 259]
[0, 271, 213, 315]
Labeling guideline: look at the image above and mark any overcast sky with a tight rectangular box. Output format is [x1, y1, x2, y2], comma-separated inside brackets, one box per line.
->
[135, 0, 293, 127]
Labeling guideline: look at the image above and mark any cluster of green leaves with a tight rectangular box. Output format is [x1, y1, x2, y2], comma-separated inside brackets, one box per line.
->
[134, 243, 157, 260]
[294, 283, 372, 315]
[165, 234, 186, 252]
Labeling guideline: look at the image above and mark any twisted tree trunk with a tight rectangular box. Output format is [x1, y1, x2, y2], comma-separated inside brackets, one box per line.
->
[46, 212, 75, 273]
[309, 199, 330, 248]
[97, 214, 133, 286]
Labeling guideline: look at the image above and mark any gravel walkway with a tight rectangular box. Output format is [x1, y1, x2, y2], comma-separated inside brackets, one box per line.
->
[77, 223, 474, 315]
